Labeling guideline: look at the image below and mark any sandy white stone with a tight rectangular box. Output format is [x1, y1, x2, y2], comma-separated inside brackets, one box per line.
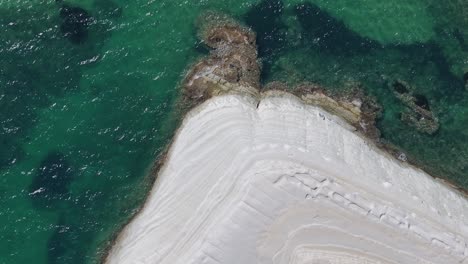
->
[106, 93, 468, 264]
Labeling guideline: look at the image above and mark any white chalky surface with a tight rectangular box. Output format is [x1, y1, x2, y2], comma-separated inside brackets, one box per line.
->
[106, 93, 468, 264]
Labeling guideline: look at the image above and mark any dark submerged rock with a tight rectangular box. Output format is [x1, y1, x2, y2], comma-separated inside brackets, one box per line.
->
[245, 0, 287, 80]
[414, 93, 430, 110]
[46, 217, 84, 264]
[390, 80, 439, 134]
[294, 2, 375, 53]
[453, 28, 467, 51]
[392, 81, 409, 94]
[464, 71, 468, 90]
[29, 152, 74, 209]
[59, 4, 93, 44]
[193, 41, 210, 55]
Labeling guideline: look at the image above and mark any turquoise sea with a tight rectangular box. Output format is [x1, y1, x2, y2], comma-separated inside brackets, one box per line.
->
[0, 0, 467, 263]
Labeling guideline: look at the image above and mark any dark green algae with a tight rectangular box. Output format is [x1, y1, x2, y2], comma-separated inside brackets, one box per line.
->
[253, 1, 468, 186]
[0, 0, 467, 263]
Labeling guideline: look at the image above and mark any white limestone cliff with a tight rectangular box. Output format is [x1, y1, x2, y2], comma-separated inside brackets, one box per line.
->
[105, 91, 468, 264]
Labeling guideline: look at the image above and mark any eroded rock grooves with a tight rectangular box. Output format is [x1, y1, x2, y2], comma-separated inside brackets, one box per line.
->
[105, 14, 468, 264]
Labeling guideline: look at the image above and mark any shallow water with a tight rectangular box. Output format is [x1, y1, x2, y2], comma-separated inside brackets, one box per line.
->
[0, 0, 466, 263]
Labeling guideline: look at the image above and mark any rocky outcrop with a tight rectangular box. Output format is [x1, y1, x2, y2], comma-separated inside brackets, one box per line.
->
[391, 80, 439, 134]
[183, 12, 261, 104]
[184, 12, 382, 141]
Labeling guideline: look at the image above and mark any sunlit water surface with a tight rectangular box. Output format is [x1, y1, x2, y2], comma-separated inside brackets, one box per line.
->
[0, 0, 467, 263]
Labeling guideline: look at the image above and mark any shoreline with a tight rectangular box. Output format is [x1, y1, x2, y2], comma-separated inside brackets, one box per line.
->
[105, 91, 468, 263]
[102, 13, 468, 263]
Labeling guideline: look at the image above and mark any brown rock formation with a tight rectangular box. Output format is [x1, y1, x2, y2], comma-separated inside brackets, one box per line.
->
[183, 12, 261, 104]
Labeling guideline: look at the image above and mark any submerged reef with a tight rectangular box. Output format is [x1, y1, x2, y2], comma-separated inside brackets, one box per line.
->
[292, 0, 435, 45]
[429, 0, 468, 77]
[390, 80, 439, 135]
[294, 2, 376, 54]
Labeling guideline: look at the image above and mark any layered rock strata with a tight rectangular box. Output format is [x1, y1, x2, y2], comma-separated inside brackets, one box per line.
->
[106, 91, 468, 264]
[105, 15, 468, 264]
